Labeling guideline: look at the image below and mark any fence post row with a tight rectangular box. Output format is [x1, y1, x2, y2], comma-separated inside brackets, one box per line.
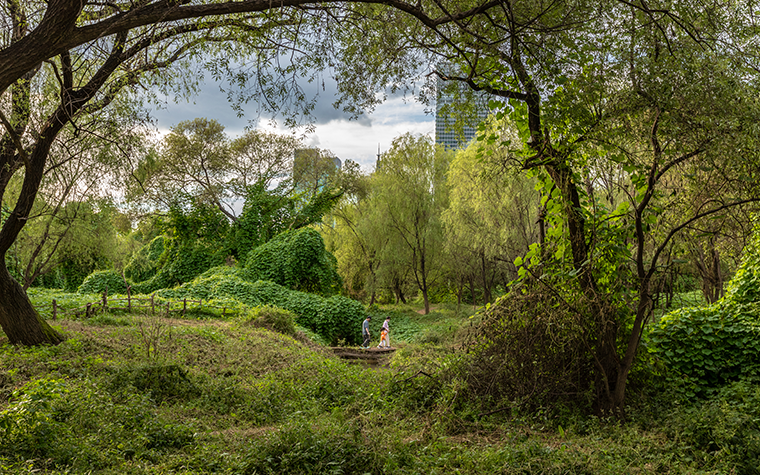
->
[46, 294, 237, 319]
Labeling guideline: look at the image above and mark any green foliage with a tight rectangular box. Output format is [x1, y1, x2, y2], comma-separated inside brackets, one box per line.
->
[151, 267, 361, 343]
[443, 117, 540, 292]
[0, 378, 68, 460]
[230, 182, 342, 259]
[130, 205, 230, 293]
[230, 182, 294, 254]
[315, 295, 366, 345]
[123, 235, 166, 283]
[249, 305, 297, 336]
[668, 380, 760, 474]
[77, 269, 127, 294]
[368, 134, 452, 306]
[279, 290, 324, 331]
[10, 199, 127, 291]
[652, 221, 760, 396]
[241, 418, 371, 475]
[650, 302, 760, 396]
[108, 364, 200, 404]
[2, 296, 754, 474]
[0, 377, 196, 470]
[460, 290, 594, 412]
[245, 227, 341, 296]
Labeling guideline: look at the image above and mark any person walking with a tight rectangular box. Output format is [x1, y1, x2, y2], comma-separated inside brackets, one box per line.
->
[361, 316, 372, 349]
[378, 316, 390, 348]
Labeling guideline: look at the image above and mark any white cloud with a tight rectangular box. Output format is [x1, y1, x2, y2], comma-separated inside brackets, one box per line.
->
[149, 79, 435, 172]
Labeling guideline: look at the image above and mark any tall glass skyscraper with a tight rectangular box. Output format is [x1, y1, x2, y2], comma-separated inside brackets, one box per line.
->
[434, 74, 490, 150]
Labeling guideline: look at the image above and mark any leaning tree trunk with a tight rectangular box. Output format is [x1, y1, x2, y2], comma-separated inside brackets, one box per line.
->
[0, 262, 63, 345]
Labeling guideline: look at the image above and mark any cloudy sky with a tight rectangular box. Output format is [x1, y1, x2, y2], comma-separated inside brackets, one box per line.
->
[148, 72, 435, 172]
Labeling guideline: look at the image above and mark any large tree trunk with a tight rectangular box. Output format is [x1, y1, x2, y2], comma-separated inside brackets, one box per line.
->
[0, 262, 63, 345]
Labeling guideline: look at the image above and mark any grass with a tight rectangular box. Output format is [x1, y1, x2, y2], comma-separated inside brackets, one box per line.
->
[0, 292, 750, 473]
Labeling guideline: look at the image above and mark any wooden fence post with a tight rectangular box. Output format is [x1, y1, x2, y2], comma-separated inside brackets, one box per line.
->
[127, 286, 132, 312]
[165, 302, 170, 317]
[222, 307, 226, 317]
[151, 294, 155, 314]
[102, 291, 108, 313]
[183, 298, 187, 317]
[86, 303, 92, 318]
[52, 299, 57, 320]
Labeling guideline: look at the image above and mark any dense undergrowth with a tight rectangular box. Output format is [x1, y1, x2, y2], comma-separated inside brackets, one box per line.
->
[1, 299, 757, 474]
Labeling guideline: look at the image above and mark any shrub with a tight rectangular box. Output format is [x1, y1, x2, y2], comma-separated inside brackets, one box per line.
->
[280, 290, 323, 330]
[241, 419, 375, 475]
[123, 235, 166, 283]
[244, 227, 341, 296]
[134, 265, 364, 343]
[131, 241, 226, 294]
[668, 380, 760, 473]
[249, 305, 297, 336]
[459, 290, 594, 412]
[651, 220, 760, 396]
[78, 269, 127, 294]
[315, 295, 366, 345]
[650, 302, 760, 396]
[0, 378, 69, 461]
[108, 364, 200, 404]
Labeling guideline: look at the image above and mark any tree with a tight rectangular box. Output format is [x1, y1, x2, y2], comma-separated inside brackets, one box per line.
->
[443, 118, 540, 304]
[370, 133, 451, 314]
[132, 120, 304, 221]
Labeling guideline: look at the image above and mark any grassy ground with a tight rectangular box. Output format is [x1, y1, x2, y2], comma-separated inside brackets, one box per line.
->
[0, 295, 748, 474]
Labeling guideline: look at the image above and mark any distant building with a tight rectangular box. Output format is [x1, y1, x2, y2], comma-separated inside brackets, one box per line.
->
[434, 73, 490, 150]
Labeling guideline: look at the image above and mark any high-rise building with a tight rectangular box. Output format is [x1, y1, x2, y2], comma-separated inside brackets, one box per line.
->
[434, 74, 490, 150]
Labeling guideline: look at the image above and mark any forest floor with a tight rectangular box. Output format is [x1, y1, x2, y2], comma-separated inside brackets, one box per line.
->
[0, 297, 745, 474]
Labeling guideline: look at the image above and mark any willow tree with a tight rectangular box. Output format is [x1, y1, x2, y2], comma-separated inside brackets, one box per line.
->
[369, 134, 452, 314]
[443, 118, 540, 304]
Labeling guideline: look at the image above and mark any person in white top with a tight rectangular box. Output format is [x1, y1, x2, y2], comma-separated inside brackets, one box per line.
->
[378, 316, 390, 348]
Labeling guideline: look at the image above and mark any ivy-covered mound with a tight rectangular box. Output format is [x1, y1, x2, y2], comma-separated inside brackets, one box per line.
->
[156, 268, 364, 345]
[243, 227, 341, 297]
[123, 235, 165, 283]
[651, 220, 760, 395]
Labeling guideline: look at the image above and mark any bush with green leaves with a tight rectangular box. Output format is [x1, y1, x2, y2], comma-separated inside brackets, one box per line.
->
[123, 235, 166, 283]
[130, 241, 227, 294]
[458, 289, 594, 412]
[667, 380, 760, 473]
[249, 305, 297, 336]
[77, 269, 127, 294]
[315, 295, 366, 345]
[245, 227, 341, 296]
[241, 418, 373, 475]
[651, 220, 760, 396]
[108, 364, 200, 404]
[0, 377, 196, 471]
[150, 267, 362, 343]
[129, 205, 230, 294]
[0, 378, 69, 461]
